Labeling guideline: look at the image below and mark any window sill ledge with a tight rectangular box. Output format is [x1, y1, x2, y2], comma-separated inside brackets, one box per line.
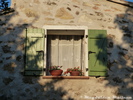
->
[42, 76, 89, 79]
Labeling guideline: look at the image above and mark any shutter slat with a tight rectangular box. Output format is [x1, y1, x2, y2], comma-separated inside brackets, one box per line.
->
[27, 33, 43, 37]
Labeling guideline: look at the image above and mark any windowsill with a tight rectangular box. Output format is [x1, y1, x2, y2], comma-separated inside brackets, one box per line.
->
[42, 76, 89, 79]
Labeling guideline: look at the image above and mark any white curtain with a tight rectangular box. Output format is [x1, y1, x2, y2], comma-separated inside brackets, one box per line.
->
[47, 35, 83, 72]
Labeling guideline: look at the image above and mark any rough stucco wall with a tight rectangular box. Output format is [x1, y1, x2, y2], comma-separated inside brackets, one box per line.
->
[0, 0, 133, 100]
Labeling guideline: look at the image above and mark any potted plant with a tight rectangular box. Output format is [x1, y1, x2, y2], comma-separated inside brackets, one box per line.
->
[64, 67, 84, 76]
[49, 66, 63, 76]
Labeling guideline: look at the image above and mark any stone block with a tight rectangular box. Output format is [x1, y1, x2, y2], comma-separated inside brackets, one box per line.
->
[113, 77, 122, 83]
[45, 18, 54, 21]
[0, 60, 3, 63]
[95, 12, 104, 17]
[2, 45, 11, 53]
[24, 9, 38, 18]
[16, 55, 22, 61]
[123, 54, 130, 60]
[130, 43, 133, 48]
[34, 0, 40, 4]
[93, 6, 99, 10]
[107, 34, 116, 39]
[72, 0, 80, 4]
[55, 8, 74, 19]
[117, 14, 125, 18]
[22, 77, 33, 84]
[76, 11, 79, 15]
[83, 2, 92, 7]
[43, 11, 52, 16]
[111, 7, 122, 12]
[3, 77, 14, 85]
[108, 42, 114, 48]
[78, 14, 93, 23]
[47, 2, 57, 5]
[3, 62, 16, 73]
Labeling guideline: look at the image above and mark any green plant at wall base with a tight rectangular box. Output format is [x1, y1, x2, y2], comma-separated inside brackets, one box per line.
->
[64, 67, 84, 76]
[49, 66, 62, 71]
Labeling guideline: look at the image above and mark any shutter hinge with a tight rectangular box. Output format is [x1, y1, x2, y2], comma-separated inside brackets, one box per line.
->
[88, 51, 96, 54]
[43, 68, 46, 71]
[86, 68, 88, 71]
[44, 35, 47, 38]
[86, 35, 88, 38]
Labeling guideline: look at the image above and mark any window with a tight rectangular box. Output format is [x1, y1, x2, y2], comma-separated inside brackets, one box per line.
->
[46, 31, 85, 76]
[24, 26, 107, 77]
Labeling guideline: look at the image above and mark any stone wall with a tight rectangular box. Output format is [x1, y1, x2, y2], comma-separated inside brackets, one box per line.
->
[0, 0, 133, 100]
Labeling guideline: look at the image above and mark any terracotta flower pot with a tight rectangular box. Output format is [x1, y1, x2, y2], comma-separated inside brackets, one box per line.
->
[49, 70, 63, 76]
[70, 71, 80, 76]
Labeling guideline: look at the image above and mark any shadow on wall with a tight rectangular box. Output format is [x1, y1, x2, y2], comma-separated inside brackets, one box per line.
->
[105, 0, 133, 99]
[0, 2, 74, 100]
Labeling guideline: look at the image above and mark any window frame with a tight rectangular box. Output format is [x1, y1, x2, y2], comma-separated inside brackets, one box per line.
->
[43, 25, 88, 76]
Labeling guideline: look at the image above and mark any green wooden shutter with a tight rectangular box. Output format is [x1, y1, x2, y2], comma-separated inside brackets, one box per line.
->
[88, 30, 107, 76]
[25, 28, 45, 75]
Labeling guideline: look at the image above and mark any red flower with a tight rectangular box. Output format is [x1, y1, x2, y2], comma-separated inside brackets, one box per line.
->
[64, 67, 84, 76]
[49, 66, 63, 71]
